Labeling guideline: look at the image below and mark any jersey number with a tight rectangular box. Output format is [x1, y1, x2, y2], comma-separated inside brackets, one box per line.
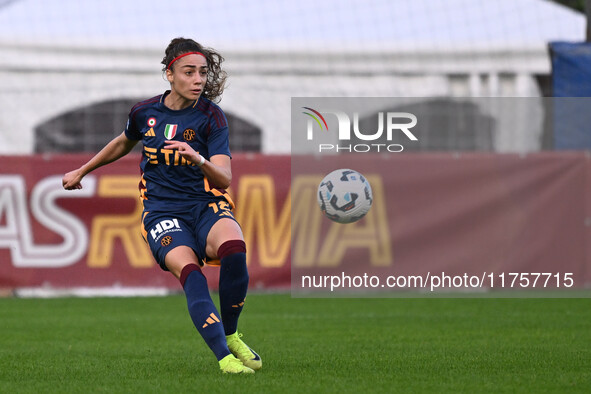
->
[208, 201, 234, 217]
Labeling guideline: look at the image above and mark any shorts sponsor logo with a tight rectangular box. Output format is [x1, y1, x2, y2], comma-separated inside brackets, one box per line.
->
[150, 218, 181, 242]
[183, 128, 195, 142]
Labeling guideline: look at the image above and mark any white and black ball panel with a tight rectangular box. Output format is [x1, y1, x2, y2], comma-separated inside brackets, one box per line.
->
[317, 169, 373, 224]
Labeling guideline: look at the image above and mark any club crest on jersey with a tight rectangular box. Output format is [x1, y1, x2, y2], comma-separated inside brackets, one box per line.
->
[183, 128, 196, 142]
[147, 117, 157, 127]
[164, 124, 178, 139]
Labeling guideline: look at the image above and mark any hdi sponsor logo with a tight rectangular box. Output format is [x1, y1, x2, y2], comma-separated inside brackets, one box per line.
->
[150, 219, 181, 241]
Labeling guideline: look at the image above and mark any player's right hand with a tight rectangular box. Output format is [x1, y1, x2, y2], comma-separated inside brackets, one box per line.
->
[62, 170, 84, 190]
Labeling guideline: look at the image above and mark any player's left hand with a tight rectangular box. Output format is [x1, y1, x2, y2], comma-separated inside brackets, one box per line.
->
[164, 140, 203, 165]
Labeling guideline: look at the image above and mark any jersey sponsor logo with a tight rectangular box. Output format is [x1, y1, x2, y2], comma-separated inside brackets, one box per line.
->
[145, 128, 156, 137]
[143, 146, 195, 166]
[183, 128, 195, 142]
[147, 117, 157, 127]
[164, 124, 178, 139]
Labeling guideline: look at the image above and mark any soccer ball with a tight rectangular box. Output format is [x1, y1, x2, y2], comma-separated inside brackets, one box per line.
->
[317, 169, 373, 223]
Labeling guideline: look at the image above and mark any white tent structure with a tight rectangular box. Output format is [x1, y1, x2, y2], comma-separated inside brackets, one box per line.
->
[0, 0, 585, 154]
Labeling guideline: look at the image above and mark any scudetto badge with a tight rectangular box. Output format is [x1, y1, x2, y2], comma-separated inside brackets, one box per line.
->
[164, 124, 177, 139]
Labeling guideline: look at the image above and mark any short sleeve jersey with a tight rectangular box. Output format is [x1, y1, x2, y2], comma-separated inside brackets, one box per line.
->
[125, 91, 232, 212]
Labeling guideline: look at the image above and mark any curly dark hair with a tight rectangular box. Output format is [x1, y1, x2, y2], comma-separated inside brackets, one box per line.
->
[161, 37, 227, 103]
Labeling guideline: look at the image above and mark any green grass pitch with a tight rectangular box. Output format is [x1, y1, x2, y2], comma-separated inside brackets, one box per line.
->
[1, 294, 590, 393]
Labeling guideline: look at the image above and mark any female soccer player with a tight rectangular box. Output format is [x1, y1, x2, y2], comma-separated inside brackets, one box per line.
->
[62, 37, 261, 374]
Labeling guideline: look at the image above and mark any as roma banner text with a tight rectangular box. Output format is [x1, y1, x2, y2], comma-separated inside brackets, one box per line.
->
[0, 154, 291, 292]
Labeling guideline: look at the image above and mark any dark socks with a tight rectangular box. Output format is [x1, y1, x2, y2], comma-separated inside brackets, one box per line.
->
[217, 240, 249, 336]
[180, 264, 230, 361]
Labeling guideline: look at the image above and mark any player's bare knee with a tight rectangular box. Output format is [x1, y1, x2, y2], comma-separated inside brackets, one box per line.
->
[206, 219, 244, 258]
[164, 246, 201, 278]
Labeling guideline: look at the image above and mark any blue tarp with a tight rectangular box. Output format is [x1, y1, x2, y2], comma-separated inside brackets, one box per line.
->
[550, 41, 591, 149]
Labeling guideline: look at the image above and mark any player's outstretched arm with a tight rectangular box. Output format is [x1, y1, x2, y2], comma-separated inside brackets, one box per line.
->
[164, 140, 232, 189]
[62, 132, 138, 190]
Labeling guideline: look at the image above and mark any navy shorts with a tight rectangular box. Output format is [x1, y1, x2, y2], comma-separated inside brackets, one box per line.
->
[141, 199, 238, 270]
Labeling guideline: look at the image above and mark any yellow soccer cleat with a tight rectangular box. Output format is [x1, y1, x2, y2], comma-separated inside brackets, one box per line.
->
[226, 332, 262, 371]
[219, 354, 255, 374]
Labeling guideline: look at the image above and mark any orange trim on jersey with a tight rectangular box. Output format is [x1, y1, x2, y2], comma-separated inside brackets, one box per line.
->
[203, 176, 222, 197]
[139, 175, 148, 200]
[140, 211, 149, 241]
[203, 176, 235, 209]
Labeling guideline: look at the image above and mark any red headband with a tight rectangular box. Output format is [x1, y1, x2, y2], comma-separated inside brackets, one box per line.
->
[167, 51, 206, 70]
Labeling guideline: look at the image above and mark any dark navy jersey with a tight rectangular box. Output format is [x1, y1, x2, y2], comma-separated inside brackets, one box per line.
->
[125, 91, 233, 212]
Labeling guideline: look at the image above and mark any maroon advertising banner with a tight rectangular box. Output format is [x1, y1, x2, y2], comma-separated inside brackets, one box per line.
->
[1, 152, 590, 295]
[0, 154, 291, 293]
[291, 152, 591, 294]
